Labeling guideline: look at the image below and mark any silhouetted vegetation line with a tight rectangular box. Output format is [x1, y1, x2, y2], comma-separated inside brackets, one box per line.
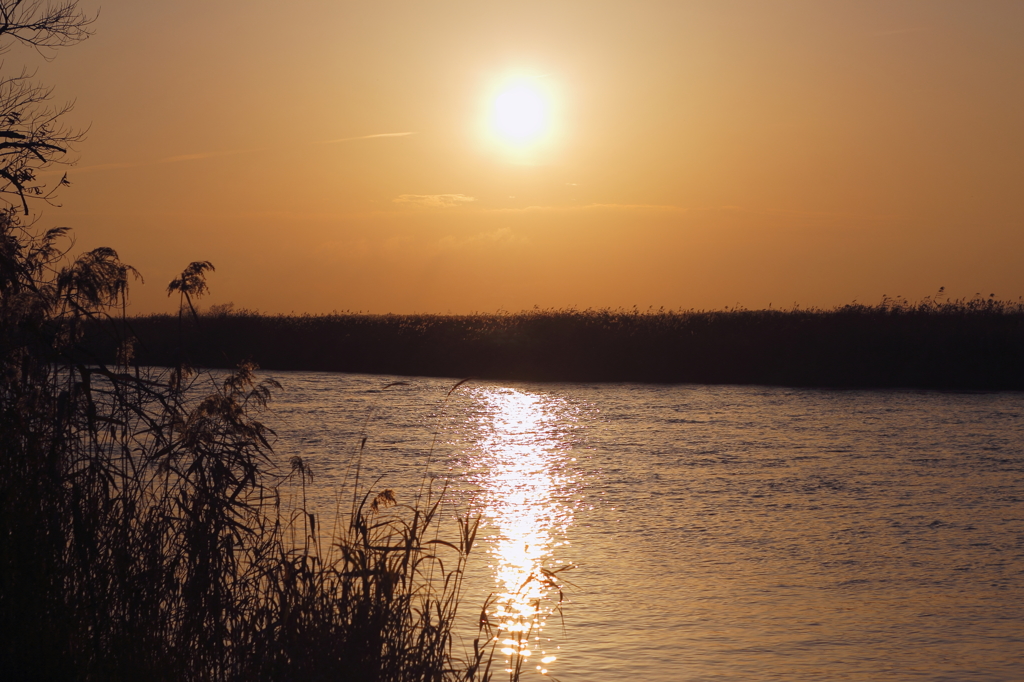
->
[1, 211, 514, 681]
[2, 2, 521, 678]
[96, 297, 1024, 389]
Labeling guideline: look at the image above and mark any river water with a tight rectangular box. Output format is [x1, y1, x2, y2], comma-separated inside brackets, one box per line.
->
[261, 371, 1024, 681]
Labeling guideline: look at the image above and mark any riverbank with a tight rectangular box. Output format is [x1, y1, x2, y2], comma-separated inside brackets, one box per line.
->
[84, 297, 1024, 389]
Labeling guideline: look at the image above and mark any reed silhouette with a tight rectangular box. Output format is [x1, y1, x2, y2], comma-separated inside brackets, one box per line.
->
[98, 293, 1024, 389]
[1, 211, 523, 681]
[0, 4, 560, 677]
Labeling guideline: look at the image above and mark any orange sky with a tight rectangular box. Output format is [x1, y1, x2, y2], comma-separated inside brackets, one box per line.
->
[21, 0, 1024, 314]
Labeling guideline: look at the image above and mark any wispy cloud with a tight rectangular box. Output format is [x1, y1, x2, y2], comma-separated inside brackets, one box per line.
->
[438, 227, 529, 250]
[55, 148, 262, 175]
[873, 26, 932, 37]
[393, 193, 476, 208]
[158, 149, 255, 163]
[48, 132, 414, 176]
[485, 202, 685, 214]
[320, 132, 416, 144]
[477, 203, 888, 221]
[63, 161, 138, 175]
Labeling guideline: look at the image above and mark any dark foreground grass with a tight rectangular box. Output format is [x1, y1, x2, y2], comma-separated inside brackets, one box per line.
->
[1, 212, 518, 681]
[94, 296, 1024, 389]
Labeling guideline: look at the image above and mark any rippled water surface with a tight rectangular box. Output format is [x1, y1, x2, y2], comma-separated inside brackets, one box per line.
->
[262, 372, 1024, 681]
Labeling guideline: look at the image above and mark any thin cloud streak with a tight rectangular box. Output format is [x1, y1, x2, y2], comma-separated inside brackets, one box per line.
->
[62, 161, 138, 175]
[873, 26, 933, 37]
[58, 147, 264, 175]
[484, 202, 686, 214]
[52, 132, 414, 176]
[476, 203, 893, 222]
[394, 193, 476, 208]
[319, 132, 416, 144]
[158, 149, 258, 164]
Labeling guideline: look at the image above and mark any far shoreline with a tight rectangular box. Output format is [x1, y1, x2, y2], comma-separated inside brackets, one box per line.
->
[82, 299, 1024, 391]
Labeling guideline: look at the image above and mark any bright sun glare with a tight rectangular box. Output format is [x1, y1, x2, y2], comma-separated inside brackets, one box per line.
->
[493, 84, 548, 145]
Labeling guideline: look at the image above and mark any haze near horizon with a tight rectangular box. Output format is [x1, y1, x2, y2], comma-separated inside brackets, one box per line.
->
[27, 0, 1024, 314]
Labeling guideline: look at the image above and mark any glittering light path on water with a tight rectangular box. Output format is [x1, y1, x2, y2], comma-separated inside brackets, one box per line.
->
[462, 387, 582, 678]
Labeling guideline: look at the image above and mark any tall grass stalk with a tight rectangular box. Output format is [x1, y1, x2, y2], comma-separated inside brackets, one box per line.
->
[0, 211, 507, 681]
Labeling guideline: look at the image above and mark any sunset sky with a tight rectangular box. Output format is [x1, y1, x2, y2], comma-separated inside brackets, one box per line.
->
[24, 0, 1024, 314]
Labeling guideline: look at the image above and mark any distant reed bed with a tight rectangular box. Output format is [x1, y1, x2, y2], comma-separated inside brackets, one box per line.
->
[1, 212, 518, 681]
[94, 294, 1024, 389]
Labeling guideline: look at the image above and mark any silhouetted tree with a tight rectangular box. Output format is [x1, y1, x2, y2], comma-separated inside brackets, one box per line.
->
[0, 0, 93, 213]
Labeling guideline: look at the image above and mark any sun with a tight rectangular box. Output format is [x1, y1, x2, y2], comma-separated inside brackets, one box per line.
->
[479, 74, 560, 159]
[492, 84, 549, 146]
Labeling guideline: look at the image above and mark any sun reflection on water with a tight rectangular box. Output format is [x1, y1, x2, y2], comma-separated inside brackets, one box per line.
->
[461, 387, 583, 677]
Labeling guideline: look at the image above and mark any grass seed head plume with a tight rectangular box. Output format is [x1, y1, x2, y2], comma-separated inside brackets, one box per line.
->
[1, 212, 503, 680]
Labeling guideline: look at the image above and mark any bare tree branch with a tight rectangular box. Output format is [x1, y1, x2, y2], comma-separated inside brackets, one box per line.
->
[0, 1, 94, 52]
[0, 1, 92, 213]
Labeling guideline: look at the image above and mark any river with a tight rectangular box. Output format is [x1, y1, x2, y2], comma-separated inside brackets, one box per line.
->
[262, 371, 1024, 681]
